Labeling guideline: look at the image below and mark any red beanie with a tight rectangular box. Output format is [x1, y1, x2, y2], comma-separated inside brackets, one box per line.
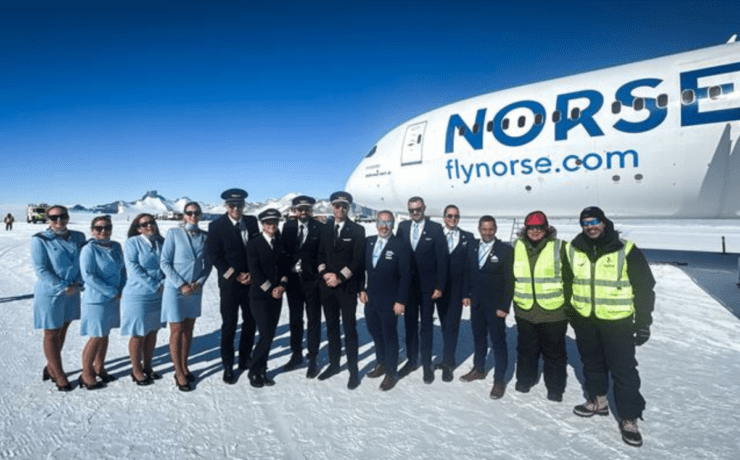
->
[524, 211, 547, 226]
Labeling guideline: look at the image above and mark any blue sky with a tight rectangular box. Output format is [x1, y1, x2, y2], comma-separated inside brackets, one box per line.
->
[1, 0, 737, 207]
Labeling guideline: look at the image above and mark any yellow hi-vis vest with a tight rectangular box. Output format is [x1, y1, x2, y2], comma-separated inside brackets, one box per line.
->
[566, 240, 635, 320]
[513, 239, 565, 310]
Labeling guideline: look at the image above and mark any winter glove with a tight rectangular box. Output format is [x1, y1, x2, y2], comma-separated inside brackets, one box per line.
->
[634, 326, 650, 346]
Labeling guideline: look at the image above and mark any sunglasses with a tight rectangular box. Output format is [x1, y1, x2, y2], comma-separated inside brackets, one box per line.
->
[408, 207, 423, 214]
[138, 220, 155, 228]
[332, 203, 349, 209]
[185, 210, 202, 217]
[93, 224, 113, 232]
[226, 203, 244, 209]
[526, 225, 546, 232]
[580, 218, 601, 227]
[445, 214, 460, 219]
[48, 213, 69, 222]
[377, 219, 394, 227]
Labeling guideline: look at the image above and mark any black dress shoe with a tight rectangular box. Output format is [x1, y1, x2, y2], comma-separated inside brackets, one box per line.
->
[347, 373, 360, 390]
[56, 382, 73, 392]
[366, 365, 385, 379]
[43, 366, 56, 383]
[98, 373, 117, 383]
[174, 376, 193, 392]
[379, 374, 398, 391]
[441, 365, 454, 382]
[283, 354, 303, 371]
[306, 361, 319, 379]
[144, 369, 162, 380]
[262, 373, 275, 386]
[318, 365, 340, 381]
[489, 381, 506, 400]
[78, 376, 106, 391]
[223, 368, 236, 385]
[131, 372, 153, 386]
[423, 366, 434, 384]
[249, 373, 264, 388]
[398, 361, 419, 378]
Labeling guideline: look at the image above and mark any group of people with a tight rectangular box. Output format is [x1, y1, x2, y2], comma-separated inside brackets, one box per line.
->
[31, 190, 655, 448]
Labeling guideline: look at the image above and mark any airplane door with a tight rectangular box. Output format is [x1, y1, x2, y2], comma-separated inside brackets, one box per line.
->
[401, 122, 426, 165]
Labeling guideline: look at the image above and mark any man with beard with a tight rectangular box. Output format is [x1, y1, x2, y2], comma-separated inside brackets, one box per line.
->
[280, 195, 324, 378]
[563, 206, 655, 448]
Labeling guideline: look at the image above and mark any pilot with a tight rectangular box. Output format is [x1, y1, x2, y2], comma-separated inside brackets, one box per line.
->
[511, 211, 568, 402]
[437, 204, 474, 382]
[280, 195, 324, 378]
[206, 188, 260, 384]
[316, 191, 365, 390]
[461, 215, 514, 400]
[360, 210, 411, 391]
[562, 206, 655, 447]
[246, 208, 289, 387]
[396, 196, 447, 383]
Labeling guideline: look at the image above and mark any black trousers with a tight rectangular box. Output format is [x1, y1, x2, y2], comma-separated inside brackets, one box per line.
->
[570, 314, 645, 419]
[248, 296, 282, 375]
[286, 273, 322, 360]
[471, 303, 508, 383]
[515, 316, 568, 394]
[404, 287, 438, 368]
[219, 283, 255, 369]
[320, 282, 358, 374]
[365, 300, 399, 377]
[437, 287, 464, 368]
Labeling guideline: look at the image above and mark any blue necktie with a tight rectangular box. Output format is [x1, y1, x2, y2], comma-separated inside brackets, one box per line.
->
[412, 223, 420, 250]
[478, 243, 489, 268]
[372, 239, 385, 268]
[447, 231, 455, 253]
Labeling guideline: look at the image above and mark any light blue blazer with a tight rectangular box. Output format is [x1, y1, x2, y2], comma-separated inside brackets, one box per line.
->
[31, 229, 86, 329]
[121, 235, 165, 336]
[80, 239, 126, 337]
[160, 227, 211, 322]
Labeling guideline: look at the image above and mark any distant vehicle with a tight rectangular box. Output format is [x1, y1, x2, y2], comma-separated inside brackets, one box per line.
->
[27, 204, 50, 224]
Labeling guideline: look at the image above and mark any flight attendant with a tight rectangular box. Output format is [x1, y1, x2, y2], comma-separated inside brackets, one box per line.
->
[161, 202, 212, 391]
[121, 213, 165, 385]
[31, 205, 85, 391]
[79, 215, 127, 390]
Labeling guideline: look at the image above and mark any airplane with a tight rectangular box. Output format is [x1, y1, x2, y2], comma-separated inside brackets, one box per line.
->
[345, 35, 740, 219]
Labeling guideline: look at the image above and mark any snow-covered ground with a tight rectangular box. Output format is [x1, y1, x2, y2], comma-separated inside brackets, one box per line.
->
[1, 213, 739, 459]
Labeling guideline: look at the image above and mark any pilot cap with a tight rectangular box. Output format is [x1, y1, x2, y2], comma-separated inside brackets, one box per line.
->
[524, 211, 548, 227]
[221, 188, 248, 204]
[580, 206, 607, 223]
[258, 208, 281, 222]
[330, 191, 353, 205]
[292, 195, 316, 207]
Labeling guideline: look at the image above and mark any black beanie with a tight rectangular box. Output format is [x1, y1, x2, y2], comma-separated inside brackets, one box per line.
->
[580, 206, 607, 222]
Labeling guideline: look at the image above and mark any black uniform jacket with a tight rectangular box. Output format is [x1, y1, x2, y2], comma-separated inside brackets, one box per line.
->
[207, 213, 260, 289]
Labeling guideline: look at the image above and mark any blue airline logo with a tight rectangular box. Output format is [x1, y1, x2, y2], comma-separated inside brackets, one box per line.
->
[445, 63, 740, 153]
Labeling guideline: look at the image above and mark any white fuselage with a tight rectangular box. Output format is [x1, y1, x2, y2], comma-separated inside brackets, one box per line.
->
[346, 41, 740, 218]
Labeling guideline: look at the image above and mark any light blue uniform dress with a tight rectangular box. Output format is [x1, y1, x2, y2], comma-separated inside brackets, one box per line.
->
[31, 229, 86, 329]
[160, 227, 211, 323]
[121, 235, 165, 336]
[80, 239, 127, 337]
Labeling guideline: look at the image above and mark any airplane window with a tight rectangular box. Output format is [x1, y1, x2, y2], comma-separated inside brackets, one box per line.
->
[417, 135, 422, 143]
[458, 126, 466, 135]
[525, 185, 532, 192]
[502, 118, 510, 130]
[681, 89, 695, 105]
[517, 116, 525, 128]
[365, 146, 377, 158]
[534, 113, 543, 125]
[612, 175, 620, 182]
[486, 121, 493, 132]
[635, 173, 643, 181]
[472, 124, 479, 134]
[570, 107, 580, 120]
[709, 86, 722, 100]
[634, 98, 644, 111]
[657, 94, 668, 108]
[552, 111, 561, 123]
[611, 101, 621, 114]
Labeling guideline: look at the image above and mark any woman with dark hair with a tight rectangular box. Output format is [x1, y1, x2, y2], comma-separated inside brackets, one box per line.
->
[160, 202, 211, 391]
[31, 205, 85, 391]
[79, 215, 127, 390]
[121, 213, 165, 385]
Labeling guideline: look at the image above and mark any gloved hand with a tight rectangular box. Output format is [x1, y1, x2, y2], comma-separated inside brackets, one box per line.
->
[634, 326, 650, 346]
